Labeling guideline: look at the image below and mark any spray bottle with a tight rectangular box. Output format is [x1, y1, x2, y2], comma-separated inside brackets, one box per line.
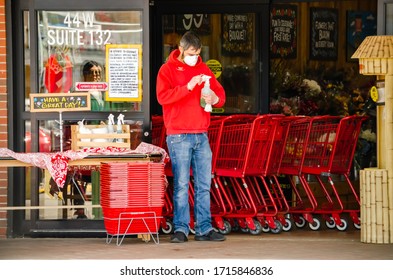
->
[107, 114, 115, 133]
[116, 114, 125, 143]
[107, 114, 115, 142]
[200, 75, 212, 112]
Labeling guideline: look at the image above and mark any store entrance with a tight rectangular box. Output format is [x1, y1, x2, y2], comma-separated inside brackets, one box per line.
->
[150, 0, 271, 116]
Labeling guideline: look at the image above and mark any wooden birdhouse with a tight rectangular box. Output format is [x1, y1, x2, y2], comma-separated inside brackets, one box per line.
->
[351, 36, 393, 75]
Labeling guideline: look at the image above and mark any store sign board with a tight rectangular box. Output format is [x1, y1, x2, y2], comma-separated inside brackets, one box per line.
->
[30, 93, 91, 112]
[105, 44, 142, 102]
[270, 5, 297, 59]
[310, 7, 338, 60]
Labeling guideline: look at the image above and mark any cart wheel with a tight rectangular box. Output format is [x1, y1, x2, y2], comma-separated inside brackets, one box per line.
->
[240, 227, 249, 233]
[270, 220, 283, 234]
[295, 216, 306, 228]
[308, 218, 321, 231]
[282, 218, 292, 232]
[218, 220, 232, 235]
[336, 218, 348, 231]
[249, 220, 263, 235]
[161, 220, 173, 234]
[325, 217, 336, 229]
[261, 223, 270, 233]
[353, 217, 361, 230]
[353, 222, 361, 230]
[231, 220, 240, 232]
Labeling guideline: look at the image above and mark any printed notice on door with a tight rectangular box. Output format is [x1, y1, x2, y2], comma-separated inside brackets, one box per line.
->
[105, 44, 142, 101]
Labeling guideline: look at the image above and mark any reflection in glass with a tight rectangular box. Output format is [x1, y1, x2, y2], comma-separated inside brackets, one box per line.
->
[162, 13, 257, 114]
[34, 11, 143, 112]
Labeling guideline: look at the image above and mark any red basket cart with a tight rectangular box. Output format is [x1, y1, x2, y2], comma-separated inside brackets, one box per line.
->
[278, 116, 319, 229]
[208, 116, 233, 234]
[295, 115, 343, 230]
[279, 115, 365, 231]
[241, 114, 293, 234]
[212, 114, 259, 234]
[100, 162, 166, 245]
[213, 114, 291, 234]
[319, 115, 367, 230]
[248, 116, 299, 232]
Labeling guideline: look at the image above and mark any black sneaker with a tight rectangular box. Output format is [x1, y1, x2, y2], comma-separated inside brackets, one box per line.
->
[170, 232, 188, 243]
[195, 230, 226, 241]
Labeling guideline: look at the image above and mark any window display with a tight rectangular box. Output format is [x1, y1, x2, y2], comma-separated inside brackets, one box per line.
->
[34, 11, 143, 112]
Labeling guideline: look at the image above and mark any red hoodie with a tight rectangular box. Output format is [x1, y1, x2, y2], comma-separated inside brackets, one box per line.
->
[156, 49, 226, 135]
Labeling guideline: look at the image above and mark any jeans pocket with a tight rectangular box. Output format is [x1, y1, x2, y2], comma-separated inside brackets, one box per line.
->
[167, 134, 186, 145]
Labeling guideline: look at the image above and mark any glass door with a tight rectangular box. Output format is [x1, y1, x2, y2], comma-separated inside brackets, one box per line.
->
[150, 1, 271, 115]
[8, 0, 150, 236]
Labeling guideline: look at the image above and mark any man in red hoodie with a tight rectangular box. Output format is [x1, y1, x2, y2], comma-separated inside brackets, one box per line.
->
[156, 31, 226, 243]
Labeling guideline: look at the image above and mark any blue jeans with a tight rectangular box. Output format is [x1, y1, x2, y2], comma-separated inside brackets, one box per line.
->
[166, 133, 213, 236]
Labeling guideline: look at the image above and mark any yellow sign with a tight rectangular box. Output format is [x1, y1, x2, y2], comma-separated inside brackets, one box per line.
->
[370, 86, 378, 102]
[206, 59, 222, 79]
[212, 108, 225, 113]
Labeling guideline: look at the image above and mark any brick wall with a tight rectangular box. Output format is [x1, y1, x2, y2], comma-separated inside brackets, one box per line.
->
[0, 0, 8, 238]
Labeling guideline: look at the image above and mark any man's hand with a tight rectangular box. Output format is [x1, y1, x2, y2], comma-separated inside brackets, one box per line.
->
[187, 74, 203, 91]
[201, 90, 219, 105]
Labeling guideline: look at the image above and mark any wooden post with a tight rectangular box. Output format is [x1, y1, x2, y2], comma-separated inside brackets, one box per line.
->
[377, 105, 386, 169]
[360, 170, 366, 242]
[375, 169, 383, 243]
[382, 170, 390, 243]
[365, 169, 372, 243]
[370, 170, 376, 243]
[360, 168, 391, 243]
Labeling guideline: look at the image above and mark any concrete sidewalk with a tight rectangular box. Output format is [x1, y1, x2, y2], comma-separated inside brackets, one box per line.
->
[1, 228, 392, 260]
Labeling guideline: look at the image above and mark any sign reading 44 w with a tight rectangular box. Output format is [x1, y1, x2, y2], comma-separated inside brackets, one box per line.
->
[46, 12, 112, 47]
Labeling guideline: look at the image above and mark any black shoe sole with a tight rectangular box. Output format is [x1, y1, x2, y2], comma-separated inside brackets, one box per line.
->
[194, 236, 226, 241]
[170, 239, 187, 243]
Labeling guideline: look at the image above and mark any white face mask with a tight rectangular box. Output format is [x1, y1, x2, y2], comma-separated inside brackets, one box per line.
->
[184, 55, 198, 66]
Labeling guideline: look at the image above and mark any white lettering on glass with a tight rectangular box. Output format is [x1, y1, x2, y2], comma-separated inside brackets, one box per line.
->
[46, 12, 111, 47]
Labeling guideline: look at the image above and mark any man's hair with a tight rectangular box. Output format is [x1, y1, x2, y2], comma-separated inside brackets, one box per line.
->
[179, 31, 202, 51]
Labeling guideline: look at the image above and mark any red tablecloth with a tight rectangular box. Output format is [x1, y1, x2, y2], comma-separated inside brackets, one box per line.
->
[0, 142, 168, 189]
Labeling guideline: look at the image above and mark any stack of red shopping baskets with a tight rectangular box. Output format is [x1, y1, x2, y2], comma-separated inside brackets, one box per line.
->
[100, 162, 166, 241]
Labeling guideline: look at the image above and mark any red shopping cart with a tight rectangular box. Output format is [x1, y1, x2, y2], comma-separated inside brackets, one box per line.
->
[279, 115, 365, 231]
[278, 116, 319, 229]
[250, 116, 299, 232]
[208, 115, 233, 234]
[296, 115, 343, 230]
[213, 114, 260, 234]
[322, 115, 367, 230]
[214, 114, 289, 234]
[295, 115, 366, 231]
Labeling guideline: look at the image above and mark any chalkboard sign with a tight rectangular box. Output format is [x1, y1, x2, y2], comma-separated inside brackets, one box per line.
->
[105, 44, 142, 102]
[30, 93, 91, 112]
[310, 8, 338, 60]
[222, 14, 253, 55]
[270, 5, 297, 59]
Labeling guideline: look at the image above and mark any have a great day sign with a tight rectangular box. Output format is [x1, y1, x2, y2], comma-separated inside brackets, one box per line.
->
[30, 93, 91, 112]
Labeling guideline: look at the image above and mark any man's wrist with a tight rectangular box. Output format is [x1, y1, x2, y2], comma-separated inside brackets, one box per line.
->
[187, 83, 192, 91]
